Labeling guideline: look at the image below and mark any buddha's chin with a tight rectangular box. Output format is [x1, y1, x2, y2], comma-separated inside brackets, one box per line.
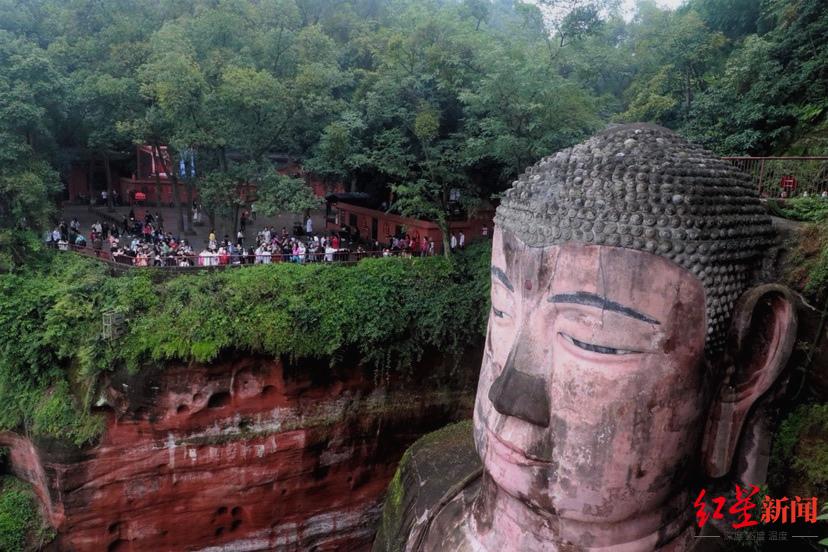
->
[481, 429, 556, 508]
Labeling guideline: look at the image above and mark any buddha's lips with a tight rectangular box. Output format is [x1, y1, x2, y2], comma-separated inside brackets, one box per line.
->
[486, 428, 552, 467]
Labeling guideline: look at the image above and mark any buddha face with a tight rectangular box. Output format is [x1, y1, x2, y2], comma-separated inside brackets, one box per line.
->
[473, 227, 712, 523]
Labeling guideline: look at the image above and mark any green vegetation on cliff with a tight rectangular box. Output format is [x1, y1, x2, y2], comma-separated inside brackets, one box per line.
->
[769, 404, 828, 497]
[0, 243, 491, 445]
[0, 475, 53, 551]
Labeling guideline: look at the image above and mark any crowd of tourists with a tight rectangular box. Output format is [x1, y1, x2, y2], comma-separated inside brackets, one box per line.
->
[46, 210, 481, 268]
[46, 217, 111, 253]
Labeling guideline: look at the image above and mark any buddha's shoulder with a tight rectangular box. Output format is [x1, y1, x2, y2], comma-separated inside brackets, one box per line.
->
[372, 420, 482, 552]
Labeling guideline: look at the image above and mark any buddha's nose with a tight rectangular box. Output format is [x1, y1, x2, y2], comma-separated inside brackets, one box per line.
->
[487, 337, 550, 427]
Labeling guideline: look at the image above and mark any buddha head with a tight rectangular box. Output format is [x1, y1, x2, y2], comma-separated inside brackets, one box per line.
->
[473, 124, 797, 545]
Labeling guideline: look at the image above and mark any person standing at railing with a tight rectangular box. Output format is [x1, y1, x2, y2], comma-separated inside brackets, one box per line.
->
[255, 244, 266, 264]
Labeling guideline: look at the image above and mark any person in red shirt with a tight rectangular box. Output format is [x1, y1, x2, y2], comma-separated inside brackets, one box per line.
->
[331, 233, 340, 249]
[218, 247, 230, 266]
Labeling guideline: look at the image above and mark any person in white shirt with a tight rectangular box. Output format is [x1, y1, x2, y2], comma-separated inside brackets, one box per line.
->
[450, 233, 458, 251]
[459, 231, 465, 249]
[306, 217, 313, 235]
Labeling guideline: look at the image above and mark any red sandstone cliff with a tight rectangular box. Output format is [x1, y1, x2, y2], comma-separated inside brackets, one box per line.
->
[0, 353, 477, 551]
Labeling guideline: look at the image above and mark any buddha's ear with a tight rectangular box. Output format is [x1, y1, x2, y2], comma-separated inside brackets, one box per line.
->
[701, 284, 798, 479]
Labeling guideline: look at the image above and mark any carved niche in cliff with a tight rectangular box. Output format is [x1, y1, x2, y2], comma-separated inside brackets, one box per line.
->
[374, 124, 799, 552]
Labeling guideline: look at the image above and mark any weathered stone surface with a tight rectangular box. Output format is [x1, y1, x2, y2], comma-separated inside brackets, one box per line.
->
[375, 125, 800, 551]
[0, 353, 478, 551]
[371, 420, 479, 552]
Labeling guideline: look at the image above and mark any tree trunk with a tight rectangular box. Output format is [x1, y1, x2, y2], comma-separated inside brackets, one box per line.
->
[232, 201, 240, 236]
[438, 218, 451, 258]
[104, 154, 114, 212]
[151, 145, 164, 210]
[219, 147, 228, 173]
[87, 158, 95, 206]
[685, 70, 693, 115]
[185, 180, 194, 234]
[170, 172, 185, 237]
[153, 142, 184, 236]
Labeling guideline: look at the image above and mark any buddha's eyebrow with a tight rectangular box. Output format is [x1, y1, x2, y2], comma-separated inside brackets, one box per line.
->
[548, 292, 660, 325]
[490, 266, 514, 291]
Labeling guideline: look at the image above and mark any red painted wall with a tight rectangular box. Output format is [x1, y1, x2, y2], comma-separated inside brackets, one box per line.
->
[67, 165, 88, 201]
[327, 202, 494, 251]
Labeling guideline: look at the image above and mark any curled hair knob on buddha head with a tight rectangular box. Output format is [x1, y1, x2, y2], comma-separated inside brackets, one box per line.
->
[495, 123, 775, 353]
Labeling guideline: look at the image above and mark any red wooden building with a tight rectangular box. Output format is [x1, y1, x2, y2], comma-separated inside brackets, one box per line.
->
[325, 196, 494, 253]
[66, 145, 344, 205]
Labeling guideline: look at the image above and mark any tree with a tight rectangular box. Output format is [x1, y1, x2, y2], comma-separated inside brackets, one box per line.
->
[71, 72, 139, 210]
[0, 31, 63, 253]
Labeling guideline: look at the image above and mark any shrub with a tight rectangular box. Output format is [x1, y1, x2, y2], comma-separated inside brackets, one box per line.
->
[768, 196, 828, 222]
[0, 476, 53, 551]
[0, 243, 492, 445]
[769, 403, 828, 496]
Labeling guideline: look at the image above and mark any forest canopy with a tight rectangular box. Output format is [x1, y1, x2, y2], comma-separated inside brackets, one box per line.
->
[0, 0, 826, 241]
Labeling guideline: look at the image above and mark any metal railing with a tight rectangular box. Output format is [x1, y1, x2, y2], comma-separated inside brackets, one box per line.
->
[723, 157, 828, 197]
[55, 242, 432, 270]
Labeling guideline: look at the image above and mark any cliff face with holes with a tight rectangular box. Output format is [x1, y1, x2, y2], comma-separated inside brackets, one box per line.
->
[0, 352, 478, 551]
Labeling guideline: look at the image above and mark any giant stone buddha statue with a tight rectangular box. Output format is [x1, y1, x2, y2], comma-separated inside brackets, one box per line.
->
[373, 124, 797, 552]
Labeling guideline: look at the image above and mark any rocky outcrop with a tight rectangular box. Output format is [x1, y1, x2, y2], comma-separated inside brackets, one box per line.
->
[0, 352, 478, 551]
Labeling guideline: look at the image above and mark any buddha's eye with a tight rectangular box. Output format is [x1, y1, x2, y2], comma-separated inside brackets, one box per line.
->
[492, 306, 506, 318]
[560, 333, 639, 355]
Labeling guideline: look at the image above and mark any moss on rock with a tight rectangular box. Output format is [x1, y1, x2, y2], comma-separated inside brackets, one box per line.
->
[372, 419, 479, 552]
